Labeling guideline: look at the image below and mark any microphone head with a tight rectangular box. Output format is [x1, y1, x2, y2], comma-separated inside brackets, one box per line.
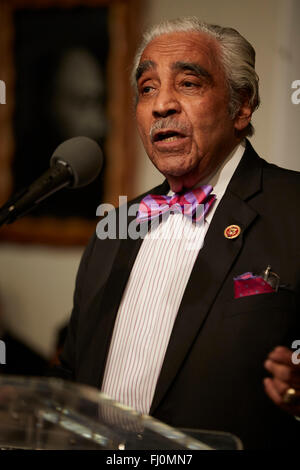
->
[50, 136, 103, 188]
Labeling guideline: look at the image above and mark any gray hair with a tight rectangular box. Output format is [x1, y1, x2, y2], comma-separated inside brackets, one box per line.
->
[131, 17, 260, 137]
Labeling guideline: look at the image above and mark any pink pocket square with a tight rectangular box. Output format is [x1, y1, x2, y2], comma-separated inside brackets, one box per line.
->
[234, 272, 275, 299]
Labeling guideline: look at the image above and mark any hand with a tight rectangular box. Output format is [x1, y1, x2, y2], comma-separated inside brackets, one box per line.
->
[264, 346, 300, 417]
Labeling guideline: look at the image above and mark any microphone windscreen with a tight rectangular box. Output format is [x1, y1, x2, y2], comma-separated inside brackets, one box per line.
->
[50, 136, 103, 188]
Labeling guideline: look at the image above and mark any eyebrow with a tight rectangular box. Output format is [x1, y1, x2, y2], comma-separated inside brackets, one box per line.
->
[172, 61, 213, 82]
[135, 60, 156, 82]
[135, 59, 213, 84]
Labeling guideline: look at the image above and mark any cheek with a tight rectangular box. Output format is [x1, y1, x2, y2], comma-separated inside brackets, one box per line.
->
[136, 110, 150, 141]
[189, 99, 231, 137]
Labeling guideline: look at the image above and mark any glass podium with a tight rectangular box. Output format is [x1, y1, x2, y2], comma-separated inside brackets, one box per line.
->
[0, 376, 242, 450]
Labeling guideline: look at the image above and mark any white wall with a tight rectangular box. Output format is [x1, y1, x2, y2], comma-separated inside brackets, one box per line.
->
[268, 0, 300, 168]
[0, 244, 83, 357]
[0, 0, 299, 359]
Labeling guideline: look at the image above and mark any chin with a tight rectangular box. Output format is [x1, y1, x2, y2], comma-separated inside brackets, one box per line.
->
[153, 156, 197, 178]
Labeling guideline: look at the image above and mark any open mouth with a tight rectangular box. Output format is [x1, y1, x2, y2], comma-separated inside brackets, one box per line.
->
[153, 130, 186, 143]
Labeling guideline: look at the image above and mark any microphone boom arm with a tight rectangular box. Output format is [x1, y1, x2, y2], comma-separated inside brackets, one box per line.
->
[0, 161, 72, 227]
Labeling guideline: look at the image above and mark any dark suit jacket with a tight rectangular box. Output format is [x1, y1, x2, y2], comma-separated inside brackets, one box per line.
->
[57, 140, 300, 449]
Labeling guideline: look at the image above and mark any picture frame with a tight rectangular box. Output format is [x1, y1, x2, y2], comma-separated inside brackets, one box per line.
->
[0, 0, 140, 245]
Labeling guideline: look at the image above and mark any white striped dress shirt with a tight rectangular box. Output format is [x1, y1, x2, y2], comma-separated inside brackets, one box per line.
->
[101, 141, 245, 414]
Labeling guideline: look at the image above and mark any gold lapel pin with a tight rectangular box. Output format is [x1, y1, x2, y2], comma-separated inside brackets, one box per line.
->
[224, 224, 241, 239]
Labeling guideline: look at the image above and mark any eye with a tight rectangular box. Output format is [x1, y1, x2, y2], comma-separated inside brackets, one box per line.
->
[138, 83, 156, 97]
[142, 85, 154, 94]
[182, 80, 199, 88]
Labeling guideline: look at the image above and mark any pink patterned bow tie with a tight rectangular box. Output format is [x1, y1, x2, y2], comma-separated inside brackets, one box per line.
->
[136, 185, 216, 224]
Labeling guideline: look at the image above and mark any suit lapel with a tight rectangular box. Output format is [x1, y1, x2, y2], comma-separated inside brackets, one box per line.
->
[150, 141, 263, 413]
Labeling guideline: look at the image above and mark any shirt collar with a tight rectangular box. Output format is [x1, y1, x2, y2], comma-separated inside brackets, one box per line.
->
[202, 140, 246, 223]
[168, 140, 246, 223]
[200, 140, 245, 199]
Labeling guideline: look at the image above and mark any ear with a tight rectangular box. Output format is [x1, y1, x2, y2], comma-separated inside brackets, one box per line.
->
[234, 99, 252, 132]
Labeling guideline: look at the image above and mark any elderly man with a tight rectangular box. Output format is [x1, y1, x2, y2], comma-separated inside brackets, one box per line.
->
[57, 18, 300, 449]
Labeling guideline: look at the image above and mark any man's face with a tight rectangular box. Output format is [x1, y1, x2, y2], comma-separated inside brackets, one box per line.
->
[135, 32, 248, 192]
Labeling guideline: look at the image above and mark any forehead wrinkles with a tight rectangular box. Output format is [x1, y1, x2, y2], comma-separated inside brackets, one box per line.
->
[139, 32, 223, 76]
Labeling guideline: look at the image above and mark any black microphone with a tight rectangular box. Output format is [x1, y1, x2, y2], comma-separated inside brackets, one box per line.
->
[0, 136, 103, 227]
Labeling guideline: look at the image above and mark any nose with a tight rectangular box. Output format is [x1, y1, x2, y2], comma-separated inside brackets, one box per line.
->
[152, 86, 181, 118]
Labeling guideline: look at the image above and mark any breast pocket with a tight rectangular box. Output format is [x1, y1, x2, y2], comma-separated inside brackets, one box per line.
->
[223, 287, 296, 318]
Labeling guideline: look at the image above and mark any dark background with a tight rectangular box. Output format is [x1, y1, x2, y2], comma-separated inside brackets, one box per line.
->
[12, 6, 109, 219]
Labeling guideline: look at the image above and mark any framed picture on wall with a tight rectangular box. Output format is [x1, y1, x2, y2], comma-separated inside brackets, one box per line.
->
[0, 0, 140, 245]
